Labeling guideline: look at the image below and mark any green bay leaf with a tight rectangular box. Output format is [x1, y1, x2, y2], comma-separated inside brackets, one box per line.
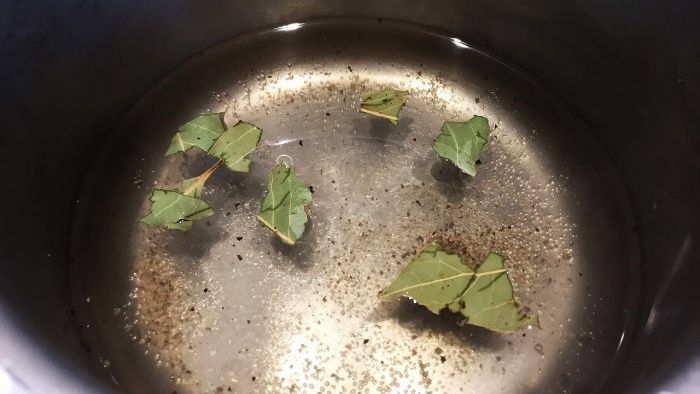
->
[256, 163, 312, 245]
[165, 113, 226, 156]
[208, 121, 263, 172]
[381, 242, 538, 333]
[455, 252, 540, 332]
[139, 189, 214, 231]
[380, 242, 475, 314]
[432, 116, 490, 176]
[359, 90, 409, 126]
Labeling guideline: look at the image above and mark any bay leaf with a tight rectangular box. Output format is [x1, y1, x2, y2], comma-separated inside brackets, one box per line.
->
[139, 189, 214, 231]
[381, 242, 538, 333]
[176, 177, 205, 198]
[175, 160, 222, 198]
[165, 113, 226, 156]
[208, 121, 263, 172]
[456, 252, 540, 332]
[432, 116, 490, 176]
[359, 90, 409, 126]
[256, 163, 312, 245]
[380, 242, 475, 314]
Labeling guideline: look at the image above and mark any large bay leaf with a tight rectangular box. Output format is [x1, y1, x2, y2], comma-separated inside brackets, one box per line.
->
[208, 121, 263, 172]
[381, 242, 538, 333]
[165, 113, 226, 156]
[359, 90, 409, 126]
[380, 242, 474, 314]
[432, 116, 490, 176]
[139, 189, 214, 231]
[256, 163, 312, 245]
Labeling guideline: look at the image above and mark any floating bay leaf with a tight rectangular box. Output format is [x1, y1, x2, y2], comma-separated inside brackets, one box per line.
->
[381, 242, 538, 333]
[256, 163, 312, 245]
[380, 242, 475, 314]
[432, 116, 490, 176]
[165, 113, 226, 156]
[175, 161, 223, 198]
[456, 252, 539, 332]
[359, 90, 409, 126]
[208, 121, 263, 172]
[176, 177, 205, 198]
[139, 189, 214, 231]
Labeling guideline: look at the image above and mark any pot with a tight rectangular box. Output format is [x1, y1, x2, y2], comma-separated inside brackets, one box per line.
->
[0, 1, 698, 393]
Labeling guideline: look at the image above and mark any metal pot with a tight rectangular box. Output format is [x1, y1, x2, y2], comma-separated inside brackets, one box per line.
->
[0, 1, 698, 393]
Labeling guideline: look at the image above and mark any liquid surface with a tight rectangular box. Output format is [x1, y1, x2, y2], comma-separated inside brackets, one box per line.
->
[71, 19, 638, 394]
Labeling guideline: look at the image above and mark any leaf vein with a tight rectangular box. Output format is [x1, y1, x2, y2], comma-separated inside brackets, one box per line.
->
[382, 272, 475, 299]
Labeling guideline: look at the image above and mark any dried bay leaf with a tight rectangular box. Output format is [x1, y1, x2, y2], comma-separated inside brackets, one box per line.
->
[381, 242, 538, 333]
[139, 189, 214, 231]
[256, 163, 313, 245]
[208, 121, 263, 172]
[432, 116, 490, 176]
[359, 90, 409, 126]
[165, 113, 226, 155]
[380, 242, 474, 314]
[175, 160, 223, 198]
[175, 177, 205, 199]
[456, 252, 539, 332]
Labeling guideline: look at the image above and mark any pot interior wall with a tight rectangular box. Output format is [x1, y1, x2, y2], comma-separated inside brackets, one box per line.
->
[70, 19, 636, 393]
[0, 1, 698, 394]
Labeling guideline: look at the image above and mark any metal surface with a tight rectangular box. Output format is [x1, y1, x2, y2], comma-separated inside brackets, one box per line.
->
[70, 20, 635, 393]
[0, 1, 698, 394]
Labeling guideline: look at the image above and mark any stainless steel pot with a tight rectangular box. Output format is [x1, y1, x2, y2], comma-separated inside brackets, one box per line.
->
[0, 1, 698, 393]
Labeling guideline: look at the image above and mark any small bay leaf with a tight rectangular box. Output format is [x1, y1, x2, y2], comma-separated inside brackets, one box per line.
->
[432, 116, 490, 176]
[381, 242, 538, 333]
[165, 113, 226, 156]
[256, 163, 312, 245]
[208, 121, 263, 172]
[359, 90, 409, 126]
[456, 252, 540, 332]
[139, 189, 214, 231]
[175, 160, 222, 198]
[176, 177, 205, 198]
